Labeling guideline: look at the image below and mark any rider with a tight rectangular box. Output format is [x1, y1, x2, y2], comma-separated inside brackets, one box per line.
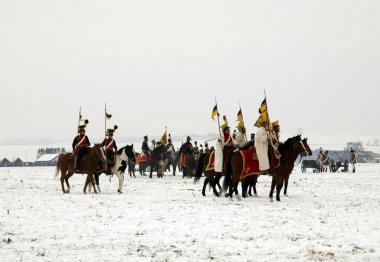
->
[349, 147, 357, 173]
[72, 125, 91, 172]
[141, 135, 151, 158]
[221, 116, 236, 176]
[179, 136, 194, 177]
[165, 135, 175, 153]
[193, 141, 200, 161]
[235, 126, 249, 149]
[100, 125, 118, 174]
[254, 119, 270, 173]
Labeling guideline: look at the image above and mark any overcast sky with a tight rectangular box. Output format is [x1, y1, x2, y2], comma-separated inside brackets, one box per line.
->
[1, 0, 379, 143]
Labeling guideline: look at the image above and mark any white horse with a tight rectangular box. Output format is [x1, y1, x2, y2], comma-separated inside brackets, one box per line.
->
[88, 145, 136, 193]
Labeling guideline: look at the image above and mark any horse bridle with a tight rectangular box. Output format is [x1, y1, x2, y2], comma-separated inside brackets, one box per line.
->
[294, 139, 308, 166]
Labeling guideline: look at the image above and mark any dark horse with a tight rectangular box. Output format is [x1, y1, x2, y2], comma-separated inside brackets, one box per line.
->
[91, 145, 136, 193]
[282, 137, 312, 196]
[55, 144, 106, 194]
[138, 145, 169, 178]
[242, 138, 312, 198]
[227, 135, 308, 201]
[194, 152, 223, 196]
[165, 150, 181, 175]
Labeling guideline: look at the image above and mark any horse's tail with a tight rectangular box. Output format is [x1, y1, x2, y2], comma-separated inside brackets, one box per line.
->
[54, 154, 62, 178]
[223, 154, 233, 192]
[194, 153, 205, 183]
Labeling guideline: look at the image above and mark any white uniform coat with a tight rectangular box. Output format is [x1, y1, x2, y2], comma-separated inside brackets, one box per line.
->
[214, 137, 224, 173]
[255, 126, 269, 171]
[235, 131, 248, 148]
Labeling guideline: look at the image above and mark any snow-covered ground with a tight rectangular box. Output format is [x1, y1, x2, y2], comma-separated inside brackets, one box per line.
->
[1, 165, 379, 261]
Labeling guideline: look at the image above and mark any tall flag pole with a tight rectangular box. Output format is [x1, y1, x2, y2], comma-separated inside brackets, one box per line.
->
[212, 97, 222, 138]
[237, 103, 248, 141]
[263, 90, 275, 176]
[77, 107, 82, 134]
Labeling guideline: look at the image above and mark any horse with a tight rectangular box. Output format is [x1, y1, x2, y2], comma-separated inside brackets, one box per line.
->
[138, 145, 169, 178]
[228, 135, 307, 201]
[194, 152, 223, 197]
[165, 150, 180, 175]
[318, 152, 330, 172]
[283, 137, 312, 196]
[128, 156, 136, 178]
[90, 145, 136, 193]
[55, 144, 106, 194]
[181, 153, 196, 178]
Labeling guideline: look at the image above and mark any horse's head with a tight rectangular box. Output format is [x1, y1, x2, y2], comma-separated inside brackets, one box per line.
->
[93, 143, 106, 169]
[301, 138, 312, 156]
[293, 135, 308, 157]
[117, 144, 136, 162]
[125, 144, 136, 162]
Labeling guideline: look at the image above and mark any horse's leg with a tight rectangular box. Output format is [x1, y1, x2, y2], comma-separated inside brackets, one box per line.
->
[269, 176, 276, 200]
[149, 163, 153, 178]
[60, 168, 67, 193]
[253, 175, 258, 196]
[94, 173, 101, 193]
[284, 174, 289, 195]
[242, 178, 249, 198]
[115, 173, 123, 193]
[89, 174, 98, 194]
[276, 175, 284, 201]
[83, 174, 90, 194]
[65, 172, 74, 193]
[202, 177, 208, 196]
[173, 164, 176, 176]
[209, 173, 220, 197]
[216, 174, 223, 194]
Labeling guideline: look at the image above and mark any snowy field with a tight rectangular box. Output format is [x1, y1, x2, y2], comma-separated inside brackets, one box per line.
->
[1, 165, 380, 261]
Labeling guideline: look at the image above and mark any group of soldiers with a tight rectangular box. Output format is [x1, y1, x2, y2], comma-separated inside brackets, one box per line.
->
[71, 117, 282, 176]
[72, 124, 118, 173]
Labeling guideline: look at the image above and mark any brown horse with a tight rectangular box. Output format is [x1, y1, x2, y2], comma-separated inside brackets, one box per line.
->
[194, 152, 223, 196]
[55, 144, 106, 194]
[229, 135, 307, 201]
[283, 137, 312, 196]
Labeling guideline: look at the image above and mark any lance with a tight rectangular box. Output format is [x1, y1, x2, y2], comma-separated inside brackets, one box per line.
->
[215, 97, 223, 149]
[238, 102, 248, 142]
[104, 103, 108, 174]
[264, 90, 276, 176]
[77, 107, 81, 135]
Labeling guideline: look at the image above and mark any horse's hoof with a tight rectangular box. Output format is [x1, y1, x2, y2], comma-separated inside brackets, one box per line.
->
[118, 190, 122, 194]
[254, 193, 258, 198]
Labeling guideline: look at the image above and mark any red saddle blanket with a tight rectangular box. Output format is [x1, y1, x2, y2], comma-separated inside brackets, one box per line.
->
[240, 146, 280, 181]
[180, 154, 187, 168]
[136, 153, 151, 164]
[205, 151, 215, 171]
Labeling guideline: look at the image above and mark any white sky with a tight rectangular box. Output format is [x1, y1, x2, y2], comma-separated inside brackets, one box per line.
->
[1, 0, 379, 143]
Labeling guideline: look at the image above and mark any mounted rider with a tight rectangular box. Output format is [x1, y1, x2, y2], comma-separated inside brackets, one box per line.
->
[235, 126, 249, 148]
[100, 125, 118, 174]
[221, 116, 236, 175]
[193, 141, 200, 161]
[72, 124, 91, 172]
[141, 135, 151, 158]
[180, 136, 194, 176]
[165, 134, 175, 153]
[254, 117, 270, 173]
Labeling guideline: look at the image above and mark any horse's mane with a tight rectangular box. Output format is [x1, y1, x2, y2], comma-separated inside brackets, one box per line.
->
[117, 145, 132, 155]
[153, 145, 165, 154]
[278, 136, 300, 154]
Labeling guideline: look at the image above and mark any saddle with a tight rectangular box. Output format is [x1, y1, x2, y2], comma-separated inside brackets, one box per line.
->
[240, 146, 280, 181]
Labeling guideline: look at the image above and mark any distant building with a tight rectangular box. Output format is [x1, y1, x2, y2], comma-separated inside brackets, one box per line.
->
[0, 158, 11, 167]
[34, 154, 60, 166]
[13, 158, 23, 167]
